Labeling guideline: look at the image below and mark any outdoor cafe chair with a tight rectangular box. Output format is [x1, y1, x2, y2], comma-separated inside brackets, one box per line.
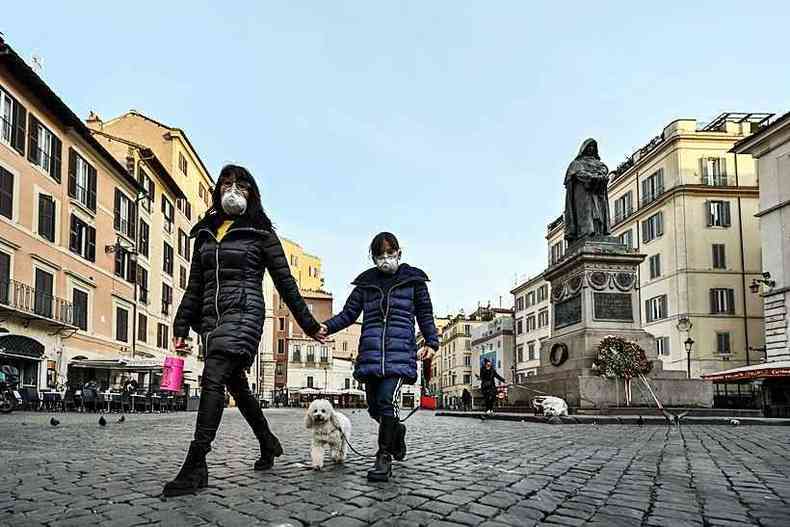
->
[21, 388, 41, 411]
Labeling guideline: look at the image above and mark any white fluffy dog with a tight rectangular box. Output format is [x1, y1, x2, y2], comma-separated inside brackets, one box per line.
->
[304, 399, 351, 470]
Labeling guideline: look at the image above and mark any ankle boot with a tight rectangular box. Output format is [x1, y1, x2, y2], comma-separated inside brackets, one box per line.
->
[254, 433, 283, 471]
[163, 442, 209, 497]
[367, 417, 396, 482]
[391, 421, 406, 462]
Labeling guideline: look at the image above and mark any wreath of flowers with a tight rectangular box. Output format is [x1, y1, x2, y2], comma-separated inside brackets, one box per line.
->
[592, 335, 651, 379]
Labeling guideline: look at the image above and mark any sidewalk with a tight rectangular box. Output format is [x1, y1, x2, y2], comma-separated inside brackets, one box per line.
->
[437, 410, 790, 426]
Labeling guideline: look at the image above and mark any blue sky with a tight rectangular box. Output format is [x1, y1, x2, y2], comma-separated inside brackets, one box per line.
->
[4, 2, 790, 316]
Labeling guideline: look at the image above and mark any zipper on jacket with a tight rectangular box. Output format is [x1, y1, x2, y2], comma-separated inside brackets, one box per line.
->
[373, 278, 416, 377]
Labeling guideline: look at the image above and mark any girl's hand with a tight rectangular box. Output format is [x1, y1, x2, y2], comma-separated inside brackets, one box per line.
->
[311, 324, 329, 344]
[172, 337, 187, 350]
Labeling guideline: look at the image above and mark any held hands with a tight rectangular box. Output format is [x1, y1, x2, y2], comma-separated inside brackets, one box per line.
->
[172, 337, 189, 351]
[311, 323, 329, 344]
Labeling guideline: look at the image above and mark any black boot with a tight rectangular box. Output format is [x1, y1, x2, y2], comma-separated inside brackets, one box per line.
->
[162, 442, 209, 497]
[391, 421, 406, 462]
[367, 417, 396, 482]
[254, 433, 283, 471]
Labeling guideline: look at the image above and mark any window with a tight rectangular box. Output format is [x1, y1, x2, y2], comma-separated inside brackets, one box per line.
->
[162, 283, 173, 315]
[34, 268, 53, 318]
[275, 363, 284, 376]
[516, 318, 523, 335]
[656, 336, 670, 356]
[137, 313, 147, 343]
[277, 339, 285, 355]
[701, 157, 728, 186]
[0, 87, 26, 155]
[537, 285, 548, 303]
[161, 197, 174, 232]
[38, 194, 56, 242]
[528, 342, 537, 361]
[710, 288, 735, 315]
[706, 201, 731, 228]
[527, 316, 536, 332]
[28, 116, 62, 181]
[641, 168, 664, 206]
[68, 149, 96, 211]
[163, 242, 174, 276]
[463, 374, 472, 385]
[645, 295, 667, 323]
[307, 376, 314, 388]
[138, 168, 154, 213]
[307, 345, 315, 362]
[538, 309, 549, 328]
[550, 242, 564, 265]
[642, 211, 664, 243]
[320, 346, 328, 363]
[0, 252, 9, 305]
[178, 153, 188, 175]
[613, 191, 634, 224]
[139, 220, 150, 258]
[137, 267, 149, 304]
[515, 296, 524, 311]
[114, 248, 135, 283]
[517, 345, 524, 363]
[526, 292, 536, 307]
[279, 318, 286, 331]
[177, 229, 191, 261]
[116, 306, 129, 342]
[712, 244, 726, 269]
[73, 289, 88, 331]
[618, 229, 633, 249]
[464, 324, 471, 336]
[113, 189, 136, 239]
[0, 165, 13, 219]
[198, 183, 205, 201]
[292, 345, 301, 362]
[649, 254, 661, 280]
[69, 215, 96, 262]
[177, 198, 192, 220]
[464, 355, 471, 367]
[157, 323, 169, 349]
[345, 378, 350, 390]
[716, 332, 731, 358]
[179, 266, 187, 290]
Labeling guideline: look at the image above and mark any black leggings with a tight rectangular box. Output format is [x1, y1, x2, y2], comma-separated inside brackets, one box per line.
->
[484, 393, 496, 412]
[192, 353, 273, 450]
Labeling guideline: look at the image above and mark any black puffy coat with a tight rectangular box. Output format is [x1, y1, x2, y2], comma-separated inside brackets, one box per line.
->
[173, 213, 320, 367]
[479, 366, 505, 397]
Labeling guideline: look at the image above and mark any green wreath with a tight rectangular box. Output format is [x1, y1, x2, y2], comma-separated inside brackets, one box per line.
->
[592, 335, 651, 379]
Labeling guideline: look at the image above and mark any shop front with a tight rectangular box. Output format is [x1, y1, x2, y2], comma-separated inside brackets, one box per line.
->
[702, 360, 790, 417]
[0, 334, 45, 390]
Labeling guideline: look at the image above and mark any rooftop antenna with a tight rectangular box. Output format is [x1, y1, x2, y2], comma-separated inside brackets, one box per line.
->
[31, 53, 43, 76]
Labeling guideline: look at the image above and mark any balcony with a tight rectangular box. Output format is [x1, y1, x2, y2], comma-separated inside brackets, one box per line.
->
[610, 206, 635, 226]
[0, 278, 76, 328]
[306, 354, 316, 365]
[640, 186, 665, 207]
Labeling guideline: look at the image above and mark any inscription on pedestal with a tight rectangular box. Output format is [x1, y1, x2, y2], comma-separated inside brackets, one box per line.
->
[554, 294, 582, 329]
[593, 292, 633, 321]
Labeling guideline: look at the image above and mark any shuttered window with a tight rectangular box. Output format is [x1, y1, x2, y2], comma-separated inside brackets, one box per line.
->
[645, 295, 667, 323]
[701, 157, 728, 186]
[34, 269, 54, 318]
[710, 288, 735, 314]
[641, 169, 664, 206]
[162, 283, 173, 315]
[69, 215, 96, 262]
[0, 251, 10, 305]
[38, 194, 56, 242]
[0, 165, 13, 219]
[0, 87, 26, 155]
[706, 201, 731, 227]
[73, 289, 88, 331]
[28, 116, 62, 182]
[642, 211, 664, 243]
[649, 254, 661, 279]
[139, 220, 150, 258]
[138, 313, 148, 343]
[712, 244, 726, 269]
[163, 242, 174, 276]
[68, 149, 97, 211]
[114, 189, 136, 238]
[116, 307, 129, 342]
[717, 332, 731, 358]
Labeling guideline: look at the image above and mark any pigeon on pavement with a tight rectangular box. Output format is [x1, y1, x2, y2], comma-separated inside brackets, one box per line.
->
[118, 415, 125, 423]
[50, 417, 60, 427]
[98, 416, 107, 427]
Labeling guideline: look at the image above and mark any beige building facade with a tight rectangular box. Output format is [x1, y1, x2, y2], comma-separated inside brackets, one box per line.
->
[511, 273, 551, 380]
[547, 113, 769, 378]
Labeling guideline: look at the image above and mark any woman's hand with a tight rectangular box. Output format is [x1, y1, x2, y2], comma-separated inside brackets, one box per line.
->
[311, 324, 329, 344]
[172, 337, 187, 350]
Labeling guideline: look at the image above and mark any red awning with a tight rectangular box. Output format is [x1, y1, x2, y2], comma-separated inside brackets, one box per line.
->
[701, 361, 790, 382]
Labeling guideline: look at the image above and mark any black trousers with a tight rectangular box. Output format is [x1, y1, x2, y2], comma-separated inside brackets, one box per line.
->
[483, 393, 496, 412]
[192, 353, 273, 451]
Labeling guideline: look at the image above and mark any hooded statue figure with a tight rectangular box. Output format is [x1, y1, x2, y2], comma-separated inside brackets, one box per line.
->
[563, 138, 610, 244]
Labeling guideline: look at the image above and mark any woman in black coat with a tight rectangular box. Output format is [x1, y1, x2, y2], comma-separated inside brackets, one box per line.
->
[163, 165, 323, 497]
[478, 358, 505, 414]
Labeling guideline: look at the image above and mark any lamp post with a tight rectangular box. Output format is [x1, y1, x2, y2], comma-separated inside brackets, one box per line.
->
[685, 337, 695, 380]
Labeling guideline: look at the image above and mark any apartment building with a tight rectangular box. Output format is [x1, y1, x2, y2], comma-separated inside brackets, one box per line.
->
[423, 316, 451, 399]
[470, 314, 515, 403]
[547, 113, 769, 378]
[511, 273, 551, 380]
[0, 38, 148, 390]
[86, 111, 215, 391]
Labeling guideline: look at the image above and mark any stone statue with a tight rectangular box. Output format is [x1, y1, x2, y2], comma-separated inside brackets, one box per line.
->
[564, 138, 610, 243]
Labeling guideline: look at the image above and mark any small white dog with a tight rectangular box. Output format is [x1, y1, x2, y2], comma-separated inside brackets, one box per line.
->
[304, 399, 351, 470]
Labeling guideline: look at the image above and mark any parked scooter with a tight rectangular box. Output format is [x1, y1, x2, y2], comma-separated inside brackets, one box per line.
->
[0, 365, 23, 413]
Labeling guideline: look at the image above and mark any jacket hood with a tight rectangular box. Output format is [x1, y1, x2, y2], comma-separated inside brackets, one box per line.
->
[189, 211, 272, 238]
[352, 264, 429, 287]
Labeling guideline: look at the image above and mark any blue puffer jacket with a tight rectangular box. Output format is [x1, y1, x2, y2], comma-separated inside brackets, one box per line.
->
[324, 264, 439, 384]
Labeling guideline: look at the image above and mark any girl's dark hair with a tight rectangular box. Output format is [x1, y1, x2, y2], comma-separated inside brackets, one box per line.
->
[209, 164, 274, 230]
[369, 232, 400, 259]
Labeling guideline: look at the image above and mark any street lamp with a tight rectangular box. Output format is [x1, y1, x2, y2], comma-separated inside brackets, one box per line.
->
[684, 337, 695, 380]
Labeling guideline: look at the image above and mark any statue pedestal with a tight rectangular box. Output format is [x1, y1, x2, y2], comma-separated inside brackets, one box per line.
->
[516, 237, 712, 409]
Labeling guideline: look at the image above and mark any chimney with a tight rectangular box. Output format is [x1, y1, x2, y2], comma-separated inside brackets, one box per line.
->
[86, 111, 103, 131]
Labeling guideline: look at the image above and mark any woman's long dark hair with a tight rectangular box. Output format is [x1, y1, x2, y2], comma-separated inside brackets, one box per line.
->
[208, 164, 274, 230]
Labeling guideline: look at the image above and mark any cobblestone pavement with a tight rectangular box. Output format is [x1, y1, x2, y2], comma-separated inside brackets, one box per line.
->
[1, 409, 789, 527]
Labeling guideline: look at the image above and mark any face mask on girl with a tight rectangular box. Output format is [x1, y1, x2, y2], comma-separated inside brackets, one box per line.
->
[221, 183, 248, 216]
[375, 252, 400, 274]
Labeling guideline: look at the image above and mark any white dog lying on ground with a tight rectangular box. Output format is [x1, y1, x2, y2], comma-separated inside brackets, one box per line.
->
[304, 399, 351, 470]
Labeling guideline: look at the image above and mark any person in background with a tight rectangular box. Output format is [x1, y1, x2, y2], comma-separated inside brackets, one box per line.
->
[462, 388, 472, 412]
[478, 359, 505, 414]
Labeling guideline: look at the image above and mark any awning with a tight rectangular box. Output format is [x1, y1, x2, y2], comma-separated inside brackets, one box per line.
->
[0, 334, 45, 360]
[340, 388, 366, 396]
[701, 360, 790, 382]
[69, 358, 163, 372]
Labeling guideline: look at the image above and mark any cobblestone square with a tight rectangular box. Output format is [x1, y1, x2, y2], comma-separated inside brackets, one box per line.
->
[1, 409, 789, 526]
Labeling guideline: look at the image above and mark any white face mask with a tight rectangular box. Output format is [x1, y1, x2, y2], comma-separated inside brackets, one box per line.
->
[221, 183, 248, 216]
[375, 253, 400, 274]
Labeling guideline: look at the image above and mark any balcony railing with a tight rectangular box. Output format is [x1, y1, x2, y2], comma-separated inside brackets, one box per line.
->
[611, 206, 635, 226]
[306, 355, 316, 364]
[0, 278, 75, 327]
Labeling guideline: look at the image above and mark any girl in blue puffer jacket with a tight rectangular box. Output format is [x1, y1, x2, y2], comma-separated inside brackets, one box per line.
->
[319, 232, 439, 482]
